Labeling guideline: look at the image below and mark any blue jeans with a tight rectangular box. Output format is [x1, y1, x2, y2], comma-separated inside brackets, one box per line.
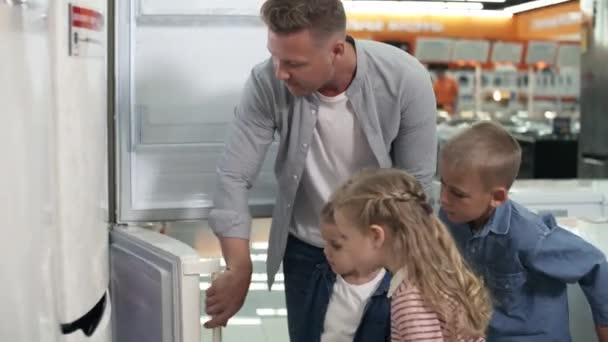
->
[282, 235, 391, 342]
[283, 235, 328, 342]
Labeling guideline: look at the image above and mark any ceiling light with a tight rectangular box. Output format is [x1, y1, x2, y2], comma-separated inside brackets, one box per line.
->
[341, 1, 512, 18]
[343, 1, 484, 13]
[493, 90, 502, 102]
[504, 0, 570, 14]
[445, 2, 484, 10]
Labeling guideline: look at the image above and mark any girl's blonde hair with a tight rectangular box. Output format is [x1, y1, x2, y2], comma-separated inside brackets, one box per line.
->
[330, 168, 492, 340]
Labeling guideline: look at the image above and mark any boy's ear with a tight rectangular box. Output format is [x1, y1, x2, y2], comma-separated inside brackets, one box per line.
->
[369, 224, 386, 249]
[490, 187, 509, 208]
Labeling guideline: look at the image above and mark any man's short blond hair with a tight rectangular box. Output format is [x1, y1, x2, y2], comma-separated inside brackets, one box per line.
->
[440, 121, 522, 189]
[260, 0, 346, 39]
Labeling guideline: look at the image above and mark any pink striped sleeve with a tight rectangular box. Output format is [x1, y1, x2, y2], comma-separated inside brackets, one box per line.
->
[391, 284, 444, 342]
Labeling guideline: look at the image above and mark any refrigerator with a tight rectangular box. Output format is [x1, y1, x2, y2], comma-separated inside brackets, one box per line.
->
[1, 1, 63, 341]
[1, 0, 252, 341]
[111, 0, 276, 340]
[1, 0, 116, 340]
[579, 0, 608, 177]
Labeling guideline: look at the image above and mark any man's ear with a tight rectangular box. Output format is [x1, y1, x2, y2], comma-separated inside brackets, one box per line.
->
[331, 39, 346, 59]
[369, 224, 386, 249]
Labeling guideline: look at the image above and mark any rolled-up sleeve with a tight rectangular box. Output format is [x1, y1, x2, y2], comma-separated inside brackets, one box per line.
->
[209, 70, 276, 239]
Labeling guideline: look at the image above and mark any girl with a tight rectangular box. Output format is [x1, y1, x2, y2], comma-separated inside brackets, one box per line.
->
[326, 168, 492, 341]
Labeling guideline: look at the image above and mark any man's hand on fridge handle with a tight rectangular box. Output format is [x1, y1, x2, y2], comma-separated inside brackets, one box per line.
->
[597, 325, 608, 342]
[204, 237, 253, 329]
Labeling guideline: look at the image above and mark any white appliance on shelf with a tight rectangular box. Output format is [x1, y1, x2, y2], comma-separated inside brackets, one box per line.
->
[415, 37, 454, 64]
[589, 181, 608, 218]
[509, 180, 605, 220]
[450, 70, 476, 109]
[559, 218, 608, 342]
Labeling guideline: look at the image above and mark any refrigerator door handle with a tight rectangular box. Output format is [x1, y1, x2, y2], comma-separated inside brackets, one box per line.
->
[182, 258, 222, 276]
[582, 153, 608, 166]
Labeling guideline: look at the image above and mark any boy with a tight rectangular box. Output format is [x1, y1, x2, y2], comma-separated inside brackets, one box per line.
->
[314, 202, 391, 342]
[438, 121, 608, 341]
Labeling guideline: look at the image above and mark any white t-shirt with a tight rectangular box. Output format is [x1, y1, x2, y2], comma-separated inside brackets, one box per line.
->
[321, 269, 387, 342]
[291, 92, 378, 246]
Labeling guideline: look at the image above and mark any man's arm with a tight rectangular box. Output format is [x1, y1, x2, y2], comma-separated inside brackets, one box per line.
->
[205, 68, 275, 328]
[597, 325, 608, 342]
[209, 67, 276, 241]
[393, 65, 437, 198]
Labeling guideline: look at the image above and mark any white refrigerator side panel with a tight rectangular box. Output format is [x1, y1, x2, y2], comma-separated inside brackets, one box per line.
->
[48, 0, 110, 323]
[0, 2, 61, 341]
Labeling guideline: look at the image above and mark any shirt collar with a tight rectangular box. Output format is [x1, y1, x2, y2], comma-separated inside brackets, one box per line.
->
[345, 36, 367, 97]
[387, 268, 407, 298]
[373, 268, 391, 297]
[483, 200, 513, 236]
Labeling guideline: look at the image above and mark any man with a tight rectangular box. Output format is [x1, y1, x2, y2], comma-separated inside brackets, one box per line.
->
[433, 66, 459, 114]
[204, 0, 437, 340]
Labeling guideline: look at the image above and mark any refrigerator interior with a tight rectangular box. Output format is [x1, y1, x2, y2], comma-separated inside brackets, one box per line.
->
[114, 0, 277, 222]
[110, 0, 288, 341]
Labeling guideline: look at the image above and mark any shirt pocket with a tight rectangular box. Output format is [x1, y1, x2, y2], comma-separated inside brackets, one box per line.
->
[484, 270, 526, 313]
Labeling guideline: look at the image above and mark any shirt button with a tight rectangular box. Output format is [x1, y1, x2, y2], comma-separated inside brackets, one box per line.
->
[302, 143, 308, 148]
[287, 203, 292, 208]
[470, 247, 476, 253]
[293, 174, 298, 181]
[312, 109, 317, 114]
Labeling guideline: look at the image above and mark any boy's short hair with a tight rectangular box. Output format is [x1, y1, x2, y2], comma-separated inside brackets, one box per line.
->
[320, 201, 335, 224]
[440, 121, 522, 189]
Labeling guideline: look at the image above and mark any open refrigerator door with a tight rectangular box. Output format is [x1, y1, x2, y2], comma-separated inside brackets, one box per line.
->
[110, 226, 222, 342]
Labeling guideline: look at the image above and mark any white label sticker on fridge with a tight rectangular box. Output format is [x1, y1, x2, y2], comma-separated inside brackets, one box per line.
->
[68, 4, 105, 57]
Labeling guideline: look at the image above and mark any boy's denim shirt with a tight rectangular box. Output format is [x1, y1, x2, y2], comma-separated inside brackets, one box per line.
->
[440, 200, 608, 342]
[314, 263, 391, 342]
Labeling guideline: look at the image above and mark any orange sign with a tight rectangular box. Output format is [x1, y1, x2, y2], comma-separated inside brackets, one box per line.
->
[515, 1, 582, 41]
[346, 1, 581, 42]
[347, 13, 514, 41]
